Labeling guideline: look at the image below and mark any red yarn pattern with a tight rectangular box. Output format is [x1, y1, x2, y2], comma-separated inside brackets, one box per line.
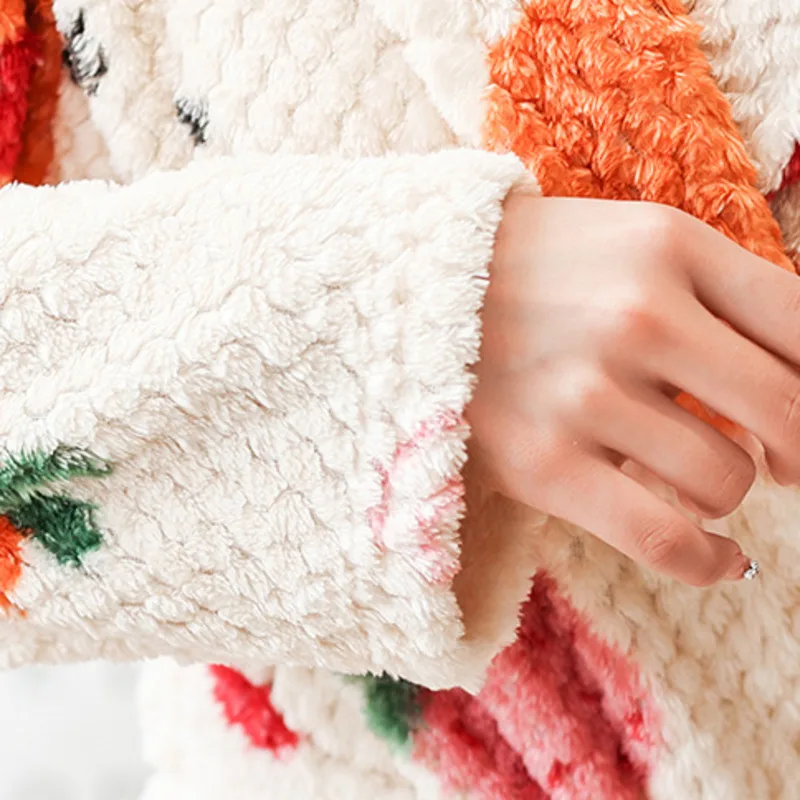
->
[0, 27, 37, 180]
[414, 575, 659, 799]
[367, 410, 464, 584]
[15, 0, 61, 185]
[777, 142, 800, 195]
[416, 688, 546, 799]
[209, 665, 300, 755]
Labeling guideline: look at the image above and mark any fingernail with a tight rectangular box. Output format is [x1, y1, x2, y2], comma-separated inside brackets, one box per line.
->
[724, 552, 755, 581]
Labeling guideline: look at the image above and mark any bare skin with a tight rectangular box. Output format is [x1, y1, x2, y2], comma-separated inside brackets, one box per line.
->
[467, 193, 800, 586]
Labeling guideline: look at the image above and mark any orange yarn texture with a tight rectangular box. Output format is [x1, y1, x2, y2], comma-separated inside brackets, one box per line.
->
[483, 0, 794, 432]
[484, 0, 791, 270]
[0, 0, 24, 43]
[0, 517, 24, 611]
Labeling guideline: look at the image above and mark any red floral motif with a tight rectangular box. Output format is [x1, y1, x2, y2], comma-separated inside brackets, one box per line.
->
[209, 665, 300, 755]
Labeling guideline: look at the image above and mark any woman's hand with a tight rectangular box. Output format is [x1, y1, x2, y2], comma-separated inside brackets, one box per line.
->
[467, 193, 800, 586]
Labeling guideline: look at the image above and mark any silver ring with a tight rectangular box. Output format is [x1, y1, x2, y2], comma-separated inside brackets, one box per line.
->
[743, 560, 760, 581]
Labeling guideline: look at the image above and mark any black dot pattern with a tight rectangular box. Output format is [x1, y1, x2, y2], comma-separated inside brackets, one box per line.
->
[62, 10, 108, 96]
[175, 98, 210, 146]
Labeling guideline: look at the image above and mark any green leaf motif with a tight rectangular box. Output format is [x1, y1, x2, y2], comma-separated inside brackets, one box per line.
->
[9, 495, 102, 565]
[0, 446, 111, 510]
[0, 446, 111, 565]
[350, 673, 422, 752]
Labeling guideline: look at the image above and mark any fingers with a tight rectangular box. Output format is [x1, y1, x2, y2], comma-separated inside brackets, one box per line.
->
[685, 215, 800, 368]
[656, 303, 800, 483]
[677, 214, 800, 482]
[532, 451, 749, 586]
[572, 381, 755, 518]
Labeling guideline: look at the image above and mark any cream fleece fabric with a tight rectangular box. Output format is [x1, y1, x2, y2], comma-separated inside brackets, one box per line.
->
[18, 1, 546, 795]
[689, 0, 800, 193]
[138, 659, 454, 800]
[7, 0, 799, 797]
[0, 149, 531, 688]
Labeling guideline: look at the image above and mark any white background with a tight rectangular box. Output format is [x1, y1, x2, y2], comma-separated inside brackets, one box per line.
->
[0, 663, 148, 800]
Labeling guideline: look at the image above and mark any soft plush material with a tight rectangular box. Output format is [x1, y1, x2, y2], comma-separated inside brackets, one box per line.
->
[2, 0, 800, 797]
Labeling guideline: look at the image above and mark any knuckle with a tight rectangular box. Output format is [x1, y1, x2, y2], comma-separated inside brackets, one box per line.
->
[633, 203, 685, 258]
[552, 365, 613, 421]
[595, 285, 670, 354]
[616, 301, 664, 347]
[779, 381, 800, 442]
[701, 456, 755, 518]
[634, 517, 687, 572]
[635, 516, 722, 587]
[783, 287, 800, 320]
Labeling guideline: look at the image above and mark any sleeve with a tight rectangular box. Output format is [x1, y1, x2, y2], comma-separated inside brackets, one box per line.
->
[0, 148, 537, 690]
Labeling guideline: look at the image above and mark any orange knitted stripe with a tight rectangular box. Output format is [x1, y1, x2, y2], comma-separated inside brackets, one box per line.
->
[0, 516, 24, 611]
[483, 0, 793, 433]
[484, 0, 790, 270]
[0, 0, 25, 45]
[15, 0, 59, 185]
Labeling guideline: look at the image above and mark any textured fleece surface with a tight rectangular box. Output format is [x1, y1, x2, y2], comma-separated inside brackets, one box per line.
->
[133, 0, 800, 796]
[686, 0, 800, 271]
[139, 659, 455, 800]
[0, 148, 530, 689]
[475, 2, 800, 797]
[688, 0, 800, 194]
[6, 0, 800, 797]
